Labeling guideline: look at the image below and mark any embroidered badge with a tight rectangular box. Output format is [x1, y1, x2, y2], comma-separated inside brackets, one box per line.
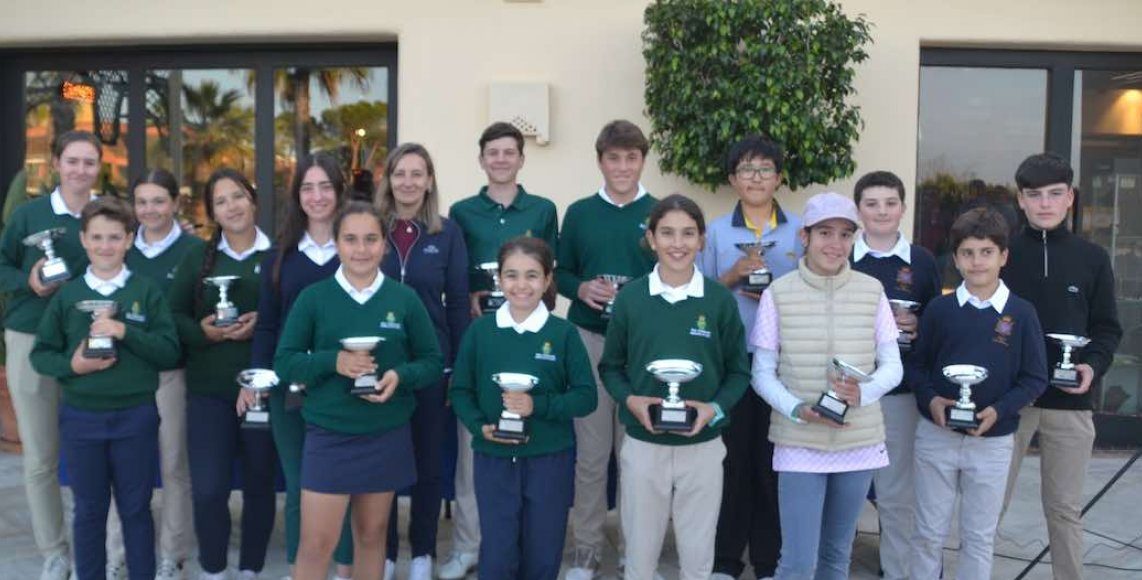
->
[689, 314, 712, 338]
[423, 244, 440, 254]
[1067, 285, 1080, 294]
[535, 340, 557, 362]
[639, 218, 649, 231]
[125, 301, 146, 323]
[896, 266, 913, 292]
[525, 229, 533, 237]
[993, 315, 1015, 346]
[254, 264, 261, 275]
[379, 311, 402, 330]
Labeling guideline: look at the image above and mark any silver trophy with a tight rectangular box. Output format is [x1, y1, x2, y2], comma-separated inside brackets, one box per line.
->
[600, 274, 631, 320]
[340, 336, 385, 396]
[813, 357, 872, 424]
[942, 364, 989, 430]
[646, 359, 703, 432]
[76, 300, 119, 359]
[734, 240, 777, 293]
[236, 368, 278, 429]
[204, 275, 240, 327]
[888, 299, 921, 353]
[491, 373, 539, 442]
[478, 262, 506, 314]
[23, 228, 71, 285]
[1047, 333, 1091, 389]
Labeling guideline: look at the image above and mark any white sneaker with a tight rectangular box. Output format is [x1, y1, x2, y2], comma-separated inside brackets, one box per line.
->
[382, 559, 395, 580]
[41, 553, 71, 580]
[615, 557, 665, 580]
[154, 558, 182, 580]
[436, 551, 477, 579]
[710, 574, 737, 580]
[197, 571, 227, 580]
[409, 556, 432, 580]
[106, 557, 127, 580]
[238, 571, 258, 580]
[565, 568, 595, 580]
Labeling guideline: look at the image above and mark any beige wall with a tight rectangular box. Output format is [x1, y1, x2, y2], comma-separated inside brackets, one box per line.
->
[4, 0, 1142, 233]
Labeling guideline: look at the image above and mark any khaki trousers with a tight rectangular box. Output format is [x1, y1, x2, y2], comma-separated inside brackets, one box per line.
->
[1003, 407, 1095, 580]
[450, 421, 481, 554]
[620, 436, 725, 580]
[6, 329, 68, 557]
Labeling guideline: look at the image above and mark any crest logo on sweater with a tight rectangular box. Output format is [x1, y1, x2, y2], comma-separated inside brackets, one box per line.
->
[379, 311, 402, 330]
[639, 218, 649, 231]
[525, 229, 534, 237]
[689, 314, 712, 339]
[423, 244, 440, 255]
[535, 340, 557, 362]
[993, 315, 1015, 346]
[895, 267, 913, 292]
[125, 301, 146, 323]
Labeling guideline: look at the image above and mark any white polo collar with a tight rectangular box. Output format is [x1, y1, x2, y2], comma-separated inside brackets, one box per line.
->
[297, 232, 336, 266]
[854, 232, 911, 264]
[84, 265, 131, 297]
[956, 280, 1010, 313]
[218, 228, 271, 261]
[335, 266, 384, 305]
[50, 188, 96, 219]
[134, 224, 182, 259]
[648, 264, 704, 304]
[495, 302, 549, 334]
[597, 183, 648, 207]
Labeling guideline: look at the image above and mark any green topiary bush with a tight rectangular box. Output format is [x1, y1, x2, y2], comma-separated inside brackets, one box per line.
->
[643, 0, 872, 191]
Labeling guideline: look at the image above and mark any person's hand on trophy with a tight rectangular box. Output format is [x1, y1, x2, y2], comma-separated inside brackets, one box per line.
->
[481, 424, 522, 445]
[794, 403, 849, 428]
[360, 369, 400, 404]
[967, 406, 999, 437]
[681, 400, 716, 437]
[832, 374, 862, 407]
[578, 277, 616, 311]
[893, 308, 918, 341]
[222, 311, 258, 341]
[235, 386, 261, 416]
[70, 342, 115, 375]
[927, 396, 956, 429]
[502, 391, 534, 418]
[28, 258, 60, 297]
[89, 308, 125, 341]
[625, 394, 663, 434]
[337, 349, 375, 380]
[721, 254, 766, 300]
[199, 314, 228, 342]
[1057, 363, 1094, 395]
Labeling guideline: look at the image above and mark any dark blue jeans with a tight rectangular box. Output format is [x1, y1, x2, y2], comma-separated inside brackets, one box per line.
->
[60, 402, 158, 580]
[186, 393, 277, 574]
[387, 379, 447, 558]
[474, 448, 575, 580]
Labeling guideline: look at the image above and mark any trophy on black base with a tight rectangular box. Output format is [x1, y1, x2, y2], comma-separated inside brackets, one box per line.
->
[942, 364, 989, 431]
[600, 274, 631, 320]
[1047, 333, 1091, 389]
[76, 300, 119, 359]
[646, 359, 703, 432]
[204, 275, 240, 327]
[734, 240, 777, 293]
[812, 357, 872, 425]
[491, 373, 539, 442]
[24, 228, 71, 285]
[888, 299, 921, 353]
[340, 336, 385, 396]
[478, 262, 506, 314]
[237, 368, 277, 429]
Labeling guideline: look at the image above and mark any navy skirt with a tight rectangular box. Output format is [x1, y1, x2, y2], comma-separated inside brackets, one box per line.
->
[302, 423, 416, 494]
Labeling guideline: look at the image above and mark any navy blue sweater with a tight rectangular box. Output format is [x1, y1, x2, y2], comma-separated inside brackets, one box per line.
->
[907, 291, 1048, 437]
[380, 217, 470, 367]
[852, 243, 942, 395]
[251, 248, 340, 370]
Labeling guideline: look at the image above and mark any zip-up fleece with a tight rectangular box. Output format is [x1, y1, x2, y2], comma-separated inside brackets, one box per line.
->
[380, 217, 471, 366]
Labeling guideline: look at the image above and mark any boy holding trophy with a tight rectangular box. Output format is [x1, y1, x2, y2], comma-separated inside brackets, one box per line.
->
[1000, 153, 1122, 580]
[907, 207, 1047, 579]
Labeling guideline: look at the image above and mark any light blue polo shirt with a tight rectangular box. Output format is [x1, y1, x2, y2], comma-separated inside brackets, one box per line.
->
[698, 200, 803, 351]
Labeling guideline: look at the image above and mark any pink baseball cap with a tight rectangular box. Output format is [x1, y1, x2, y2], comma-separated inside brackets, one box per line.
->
[802, 191, 860, 228]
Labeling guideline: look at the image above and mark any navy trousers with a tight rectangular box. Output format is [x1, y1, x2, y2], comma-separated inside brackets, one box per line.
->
[186, 393, 277, 574]
[60, 402, 158, 580]
[474, 448, 575, 580]
[387, 379, 447, 558]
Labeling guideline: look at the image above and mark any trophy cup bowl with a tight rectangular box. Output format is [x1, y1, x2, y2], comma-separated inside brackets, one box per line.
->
[478, 262, 506, 314]
[491, 373, 540, 442]
[646, 359, 703, 432]
[340, 336, 385, 395]
[812, 357, 873, 425]
[888, 299, 921, 353]
[23, 228, 71, 285]
[237, 368, 278, 429]
[204, 275, 241, 327]
[1046, 333, 1092, 389]
[76, 299, 119, 359]
[735, 240, 778, 293]
[942, 364, 989, 430]
[600, 274, 632, 320]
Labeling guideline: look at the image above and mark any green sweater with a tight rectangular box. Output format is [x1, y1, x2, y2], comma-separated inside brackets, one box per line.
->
[126, 232, 205, 294]
[598, 275, 751, 445]
[0, 195, 91, 333]
[169, 244, 269, 398]
[274, 276, 444, 435]
[449, 186, 559, 292]
[555, 193, 657, 334]
[450, 312, 597, 457]
[30, 273, 180, 410]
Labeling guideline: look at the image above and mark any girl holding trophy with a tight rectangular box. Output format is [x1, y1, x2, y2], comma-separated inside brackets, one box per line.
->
[168, 169, 275, 580]
[274, 201, 443, 580]
[749, 192, 901, 579]
[597, 194, 751, 580]
[450, 237, 596, 580]
[252, 153, 356, 580]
